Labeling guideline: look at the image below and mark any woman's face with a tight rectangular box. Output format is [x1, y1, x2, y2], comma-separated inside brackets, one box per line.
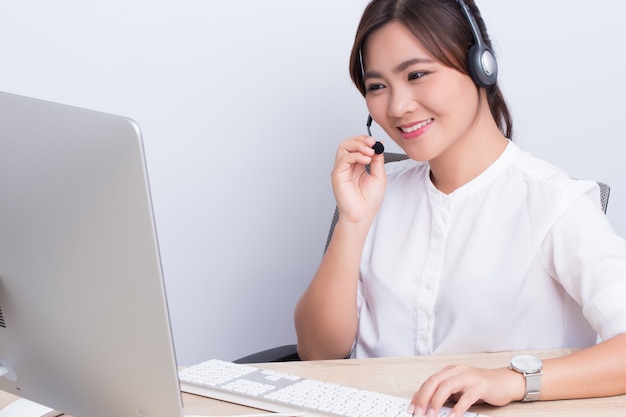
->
[363, 21, 481, 162]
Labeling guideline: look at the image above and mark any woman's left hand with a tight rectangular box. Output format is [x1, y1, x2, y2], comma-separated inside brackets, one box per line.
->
[407, 365, 524, 417]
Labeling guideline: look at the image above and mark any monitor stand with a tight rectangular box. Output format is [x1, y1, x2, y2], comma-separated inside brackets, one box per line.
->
[0, 399, 62, 417]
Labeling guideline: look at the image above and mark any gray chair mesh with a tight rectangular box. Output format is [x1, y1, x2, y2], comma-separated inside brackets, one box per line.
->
[324, 153, 611, 253]
[598, 182, 610, 214]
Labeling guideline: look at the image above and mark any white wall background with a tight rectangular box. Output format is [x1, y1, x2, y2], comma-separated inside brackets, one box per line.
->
[1, 1, 624, 366]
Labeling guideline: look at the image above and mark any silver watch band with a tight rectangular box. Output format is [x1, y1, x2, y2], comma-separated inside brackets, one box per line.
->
[522, 370, 543, 402]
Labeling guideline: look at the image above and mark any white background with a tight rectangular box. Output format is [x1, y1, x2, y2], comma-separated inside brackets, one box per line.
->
[1, 1, 624, 365]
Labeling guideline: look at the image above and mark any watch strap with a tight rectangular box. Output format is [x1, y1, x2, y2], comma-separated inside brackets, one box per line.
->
[522, 370, 542, 402]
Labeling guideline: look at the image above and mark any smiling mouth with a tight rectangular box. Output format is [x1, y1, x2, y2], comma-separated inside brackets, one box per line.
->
[399, 119, 433, 133]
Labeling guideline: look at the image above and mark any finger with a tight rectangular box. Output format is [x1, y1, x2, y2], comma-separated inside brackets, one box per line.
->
[409, 366, 469, 417]
[335, 136, 376, 160]
[409, 375, 440, 417]
[371, 140, 384, 154]
[367, 151, 386, 180]
[333, 150, 373, 174]
[449, 391, 480, 417]
[427, 379, 461, 415]
[429, 371, 484, 417]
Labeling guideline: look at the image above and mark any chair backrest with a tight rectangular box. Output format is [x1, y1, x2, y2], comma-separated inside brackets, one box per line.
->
[598, 182, 611, 214]
[324, 152, 611, 252]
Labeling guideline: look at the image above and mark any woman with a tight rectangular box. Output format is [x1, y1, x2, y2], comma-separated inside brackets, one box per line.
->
[294, 0, 626, 416]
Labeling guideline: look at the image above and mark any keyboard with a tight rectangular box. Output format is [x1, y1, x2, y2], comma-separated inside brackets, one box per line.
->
[178, 359, 490, 417]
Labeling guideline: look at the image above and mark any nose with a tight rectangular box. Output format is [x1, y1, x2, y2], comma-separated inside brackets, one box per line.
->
[387, 88, 418, 118]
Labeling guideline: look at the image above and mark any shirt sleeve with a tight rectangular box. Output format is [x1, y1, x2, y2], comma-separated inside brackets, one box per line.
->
[539, 184, 626, 341]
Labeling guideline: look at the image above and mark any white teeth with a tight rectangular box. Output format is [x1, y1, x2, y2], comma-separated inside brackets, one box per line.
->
[400, 119, 433, 133]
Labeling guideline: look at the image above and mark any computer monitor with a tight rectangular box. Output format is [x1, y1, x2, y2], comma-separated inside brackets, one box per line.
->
[0, 91, 185, 417]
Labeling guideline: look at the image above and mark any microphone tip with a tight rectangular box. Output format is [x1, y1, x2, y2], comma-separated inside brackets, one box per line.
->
[372, 141, 384, 155]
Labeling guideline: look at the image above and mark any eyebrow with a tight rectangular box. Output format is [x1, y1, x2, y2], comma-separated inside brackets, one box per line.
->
[363, 57, 435, 82]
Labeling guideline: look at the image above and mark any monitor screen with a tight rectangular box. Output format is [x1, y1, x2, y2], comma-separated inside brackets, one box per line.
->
[0, 91, 185, 417]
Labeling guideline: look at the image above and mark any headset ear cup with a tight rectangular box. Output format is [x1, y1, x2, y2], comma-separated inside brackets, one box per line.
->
[467, 44, 498, 88]
[467, 44, 481, 86]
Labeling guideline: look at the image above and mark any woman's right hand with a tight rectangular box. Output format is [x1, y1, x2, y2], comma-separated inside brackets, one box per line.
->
[295, 135, 385, 360]
[331, 135, 387, 225]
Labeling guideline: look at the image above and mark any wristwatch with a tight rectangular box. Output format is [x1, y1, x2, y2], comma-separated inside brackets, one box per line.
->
[509, 354, 543, 402]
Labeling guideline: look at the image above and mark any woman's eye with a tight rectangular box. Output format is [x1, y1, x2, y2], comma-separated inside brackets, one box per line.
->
[366, 83, 384, 93]
[408, 71, 427, 81]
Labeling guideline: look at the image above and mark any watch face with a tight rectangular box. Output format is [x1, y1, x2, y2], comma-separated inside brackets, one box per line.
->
[511, 355, 543, 373]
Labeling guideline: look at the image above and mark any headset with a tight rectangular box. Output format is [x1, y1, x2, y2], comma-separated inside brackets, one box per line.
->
[456, 0, 498, 88]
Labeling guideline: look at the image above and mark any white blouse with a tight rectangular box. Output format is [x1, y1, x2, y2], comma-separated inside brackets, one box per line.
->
[353, 142, 626, 358]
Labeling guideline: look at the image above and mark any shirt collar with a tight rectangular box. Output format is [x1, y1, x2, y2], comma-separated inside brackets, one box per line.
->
[426, 141, 521, 202]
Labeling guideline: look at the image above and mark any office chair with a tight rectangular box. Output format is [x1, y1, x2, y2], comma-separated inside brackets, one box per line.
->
[234, 153, 611, 364]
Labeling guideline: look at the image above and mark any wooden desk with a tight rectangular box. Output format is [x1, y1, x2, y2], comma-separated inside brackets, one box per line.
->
[184, 349, 626, 417]
[2, 349, 625, 416]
